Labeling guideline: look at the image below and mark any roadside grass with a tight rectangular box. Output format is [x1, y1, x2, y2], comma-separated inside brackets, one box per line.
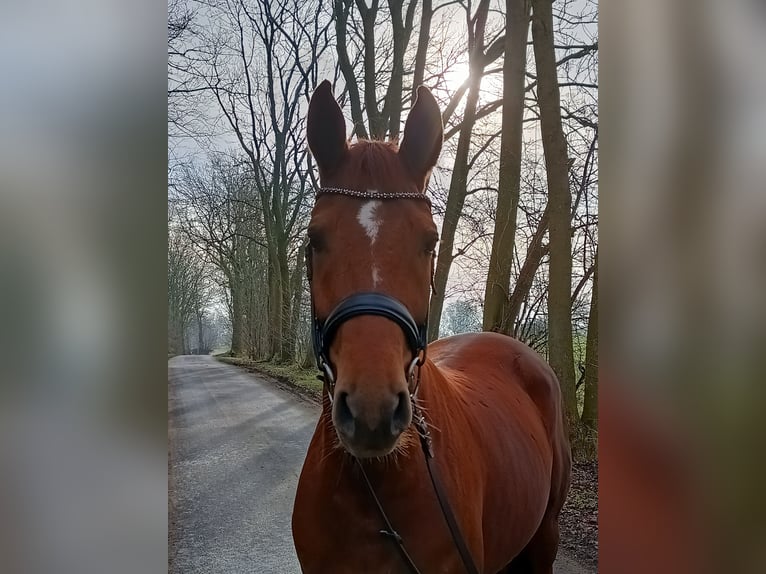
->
[217, 356, 323, 402]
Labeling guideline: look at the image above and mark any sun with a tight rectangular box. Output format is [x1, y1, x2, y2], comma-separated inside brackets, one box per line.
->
[444, 61, 471, 92]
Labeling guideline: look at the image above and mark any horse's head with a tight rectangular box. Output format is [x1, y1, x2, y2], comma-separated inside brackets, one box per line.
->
[306, 81, 443, 458]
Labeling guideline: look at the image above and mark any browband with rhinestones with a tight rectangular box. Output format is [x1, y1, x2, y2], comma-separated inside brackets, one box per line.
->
[317, 187, 431, 207]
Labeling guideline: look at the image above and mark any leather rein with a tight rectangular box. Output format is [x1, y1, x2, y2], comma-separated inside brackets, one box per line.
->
[306, 187, 480, 574]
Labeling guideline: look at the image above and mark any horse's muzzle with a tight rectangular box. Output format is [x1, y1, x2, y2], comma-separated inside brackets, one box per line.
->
[333, 390, 412, 457]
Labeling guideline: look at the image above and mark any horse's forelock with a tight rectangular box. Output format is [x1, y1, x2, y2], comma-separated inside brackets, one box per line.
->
[342, 140, 422, 194]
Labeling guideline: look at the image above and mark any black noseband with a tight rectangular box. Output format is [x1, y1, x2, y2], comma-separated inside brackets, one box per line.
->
[312, 292, 427, 374]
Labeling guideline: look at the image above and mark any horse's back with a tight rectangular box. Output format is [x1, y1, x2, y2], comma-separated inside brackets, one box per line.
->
[428, 332, 571, 570]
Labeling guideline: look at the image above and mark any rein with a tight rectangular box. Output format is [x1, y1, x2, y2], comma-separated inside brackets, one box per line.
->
[306, 187, 480, 574]
[355, 405, 480, 574]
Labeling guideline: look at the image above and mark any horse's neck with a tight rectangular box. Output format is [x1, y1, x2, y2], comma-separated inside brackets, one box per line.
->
[414, 359, 458, 443]
[413, 359, 451, 415]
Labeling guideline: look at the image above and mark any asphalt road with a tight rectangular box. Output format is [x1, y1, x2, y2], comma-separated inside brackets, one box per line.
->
[168, 355, 591, 574]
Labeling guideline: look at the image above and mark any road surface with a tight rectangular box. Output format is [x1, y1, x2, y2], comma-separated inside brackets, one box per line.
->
[168, 355, 592, 573]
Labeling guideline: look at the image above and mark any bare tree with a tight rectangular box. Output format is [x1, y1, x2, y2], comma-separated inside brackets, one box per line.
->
[428, 0, 503, 341]
[172, 156, 261, 356]
[334, 0, 421, 139]
[531, 0, 577, 429]
[168, 233, 212, 355]
[177, 0, 332, 360]
[168, 0, 207, 141]
[483, 0, 531, 332]
[581, 248, 597, 431]
[410, 0, 433, 104]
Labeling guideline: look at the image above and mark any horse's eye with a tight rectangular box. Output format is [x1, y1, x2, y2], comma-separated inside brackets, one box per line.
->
[307, 228, 326, 251]
[423, 232, 439, 254]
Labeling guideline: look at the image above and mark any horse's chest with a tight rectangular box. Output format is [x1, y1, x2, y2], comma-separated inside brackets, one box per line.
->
[293, 461, 463, 573]
[300, 527, 463, 574]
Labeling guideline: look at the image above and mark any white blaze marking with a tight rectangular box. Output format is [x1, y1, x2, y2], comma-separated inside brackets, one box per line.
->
[357, 199, 382, 244]
[357, 199, 383, 287]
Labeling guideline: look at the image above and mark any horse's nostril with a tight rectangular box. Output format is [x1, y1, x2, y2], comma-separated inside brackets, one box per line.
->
[334, 391, 355, 436]
[391, 391, 411, 434]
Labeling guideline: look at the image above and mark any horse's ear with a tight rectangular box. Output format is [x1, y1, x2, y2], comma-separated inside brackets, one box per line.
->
[399, 86, 443, 185]
[307, 80, 347, 176]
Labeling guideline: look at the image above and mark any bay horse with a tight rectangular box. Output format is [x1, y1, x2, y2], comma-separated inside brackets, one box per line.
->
[292, 80, 570, 574]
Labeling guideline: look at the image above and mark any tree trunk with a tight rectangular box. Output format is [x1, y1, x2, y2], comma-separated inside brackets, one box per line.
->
[531, 0, 577, 429]
[387, 0, 406, 138]
[247, 250, 262, 359]
[503, 206, 550, 335]
[581, 250, 598, 431]
[181, 319, 190, 355]
[267, 248, 283, 360]
[278, 238, 292, 362]
[196, 308, 204, 354]
[385, 0, 417, 138]
[428, 0, 491, 342]
[302, 334, 316, 369]
[334, 0, 368, 138]
[483, 0, 531, 332]
[357, 0, 386, 138]
[172, 317, 185, 355]
[230, 279, 245, 356]
[410, 0, 432, 104]
[288, 244, 306, 364]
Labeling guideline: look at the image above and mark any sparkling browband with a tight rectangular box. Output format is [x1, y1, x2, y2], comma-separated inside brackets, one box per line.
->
[317, 187, 431, 207]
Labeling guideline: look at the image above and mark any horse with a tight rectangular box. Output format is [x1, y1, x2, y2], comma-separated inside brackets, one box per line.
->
[292, 80, 571, 574]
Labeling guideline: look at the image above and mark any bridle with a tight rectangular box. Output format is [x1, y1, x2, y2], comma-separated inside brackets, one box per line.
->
[305, 187, 480, 574]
